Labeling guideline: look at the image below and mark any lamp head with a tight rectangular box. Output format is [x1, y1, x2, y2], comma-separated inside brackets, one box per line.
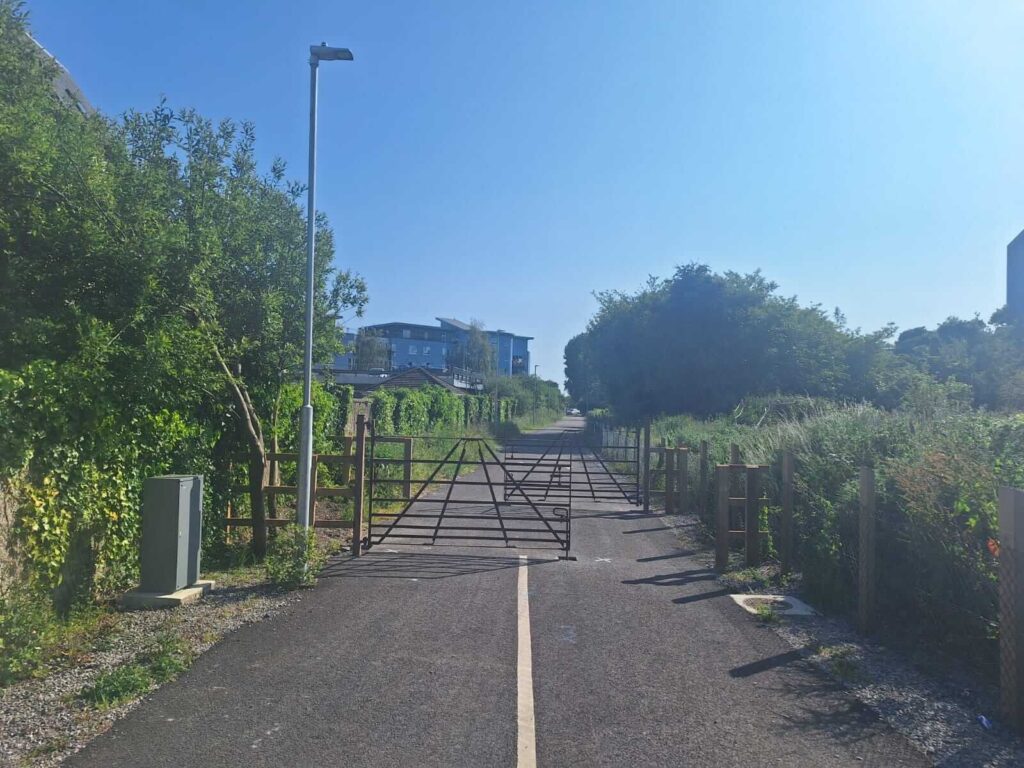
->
[310, 43, 353, 62]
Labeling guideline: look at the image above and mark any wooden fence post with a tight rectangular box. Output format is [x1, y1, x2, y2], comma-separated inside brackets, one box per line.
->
[730, 443, 741, 465]
[1000, 486, 1024, 732]
[352, 414, 367, 556]
[699, 440, 709, 520]
[642, 421, 652, 514]
[402, 437, 413, 500]
[664, 448, 676, 514]
[677, 447, 689, 515]
[858, 467, 876, 634]
[781, 451, 794, 575]
[745, 465, 763, 567]
[715, 465, 729, 572]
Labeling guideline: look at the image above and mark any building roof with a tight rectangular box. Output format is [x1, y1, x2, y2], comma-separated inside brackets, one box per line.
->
[365, 366, 462, 394]
[436, 317, 533, 340]
[366, 321, 443, 332]
[436, 317, 472, 331]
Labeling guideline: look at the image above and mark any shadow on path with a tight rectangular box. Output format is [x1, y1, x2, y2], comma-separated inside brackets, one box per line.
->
[622, 568, 717, 587]
[320, 551, 558, 581]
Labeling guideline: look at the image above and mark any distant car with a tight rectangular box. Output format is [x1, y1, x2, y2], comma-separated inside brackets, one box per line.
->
[566, 408, 582, 416]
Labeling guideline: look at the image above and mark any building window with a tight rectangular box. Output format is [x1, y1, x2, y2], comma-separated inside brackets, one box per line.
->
[409, 345, 417, 355]
[423, 346, 431, 356]
[402, 329, 411, 339]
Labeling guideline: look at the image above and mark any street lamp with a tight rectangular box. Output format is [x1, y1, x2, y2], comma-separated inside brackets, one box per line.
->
[297, 42, 353, 530]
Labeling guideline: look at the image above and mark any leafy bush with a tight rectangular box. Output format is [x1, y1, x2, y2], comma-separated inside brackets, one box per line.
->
[371, 391, 397, 435]
[426, 387, 464, 429]
[265, 525, 328, 588]
[395, 389, 430, 434]
[273, 381, 343, 453]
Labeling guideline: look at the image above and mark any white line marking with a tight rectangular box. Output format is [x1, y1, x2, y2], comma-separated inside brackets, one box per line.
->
[517, 555, 537, 768]
[594, 557, 611, 562]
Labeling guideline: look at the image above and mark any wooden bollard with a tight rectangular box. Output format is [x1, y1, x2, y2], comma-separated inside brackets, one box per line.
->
[715, 465, 730, 571]
[780, 451, 795, 574]
[665, 448, 676, 514]
[858, 467, 876, 633]
[744, 465, 763, 567]
[677, 447, 689, 515]
[1000, 487, 1024, 732]
[698, 441, 709, 520]
[642, 422, 652, 514]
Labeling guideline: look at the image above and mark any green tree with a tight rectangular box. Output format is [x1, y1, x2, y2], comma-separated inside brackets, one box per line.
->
[573, 264, 899, 422]
[0, 0, 368, 613]
[353, 328, 390, 370]
[449, 320, 496, 375]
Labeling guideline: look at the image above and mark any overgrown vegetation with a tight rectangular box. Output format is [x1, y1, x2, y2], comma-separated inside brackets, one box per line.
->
[570, 260, 1024, 672]
[650, 382, 1020, 669]
[0, 0, 367, 616]
[265, 525, 328, 588]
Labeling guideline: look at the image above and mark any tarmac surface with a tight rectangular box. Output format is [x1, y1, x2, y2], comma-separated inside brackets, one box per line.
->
[68, 418, 930, 767]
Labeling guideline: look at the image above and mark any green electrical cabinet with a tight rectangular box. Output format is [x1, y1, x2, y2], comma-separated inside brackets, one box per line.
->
[140, 475, 203, 594]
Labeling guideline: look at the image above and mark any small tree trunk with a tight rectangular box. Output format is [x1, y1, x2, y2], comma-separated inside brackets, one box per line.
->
[249, 447, 269, 558]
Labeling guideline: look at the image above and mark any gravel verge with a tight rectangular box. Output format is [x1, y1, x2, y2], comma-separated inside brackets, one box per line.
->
[0, 576, 300, 767]
[666, 511, 1024, 768]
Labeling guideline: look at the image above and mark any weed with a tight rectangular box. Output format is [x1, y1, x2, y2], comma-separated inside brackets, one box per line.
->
[143, 633, 192, 683]
[265, 525, 328, 588]
[80, 664, 152, 708]
[79, 631, 194, 709]
[818, 644, 863, 682]
[753, 602, 779, 624]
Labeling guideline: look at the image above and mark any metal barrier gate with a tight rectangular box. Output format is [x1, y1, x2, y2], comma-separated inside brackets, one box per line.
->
[365, 430, 572, 555]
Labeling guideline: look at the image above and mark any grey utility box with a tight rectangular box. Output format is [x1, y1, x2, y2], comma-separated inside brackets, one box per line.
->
[140, 475, 203, 594]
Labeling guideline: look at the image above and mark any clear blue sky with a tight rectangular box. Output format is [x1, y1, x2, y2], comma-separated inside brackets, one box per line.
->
[25, 1, 1024, 385]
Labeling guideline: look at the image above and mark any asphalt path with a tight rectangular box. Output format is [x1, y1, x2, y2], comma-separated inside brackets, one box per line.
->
[68, 418, 929, 767]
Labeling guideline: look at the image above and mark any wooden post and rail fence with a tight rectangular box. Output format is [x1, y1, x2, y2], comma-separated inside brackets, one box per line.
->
[225, 416, 409, 558]
[632, 429, 1024, 734]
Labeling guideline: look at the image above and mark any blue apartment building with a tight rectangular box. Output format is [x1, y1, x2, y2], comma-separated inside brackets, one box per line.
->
[335, 317, 532, 376]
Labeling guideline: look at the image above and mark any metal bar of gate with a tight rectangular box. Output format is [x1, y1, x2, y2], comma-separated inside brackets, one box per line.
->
[371, 438, 463, 545]
[477, 441, 510, 547]
[482, 440, 565, 543]
[431, 440, 469, 544]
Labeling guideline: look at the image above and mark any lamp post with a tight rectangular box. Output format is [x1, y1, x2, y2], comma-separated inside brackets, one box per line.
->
[297, 42, 353, 530]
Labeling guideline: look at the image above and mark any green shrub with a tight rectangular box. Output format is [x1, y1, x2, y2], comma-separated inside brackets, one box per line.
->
[394, 389, 430, 434]
[371, 390, 396, 435]
[426, 387, 464, 429]
[265, 525, 328, 588]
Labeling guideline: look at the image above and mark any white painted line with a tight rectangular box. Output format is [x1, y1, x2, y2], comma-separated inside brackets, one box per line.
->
[517, 555, 537, 768]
